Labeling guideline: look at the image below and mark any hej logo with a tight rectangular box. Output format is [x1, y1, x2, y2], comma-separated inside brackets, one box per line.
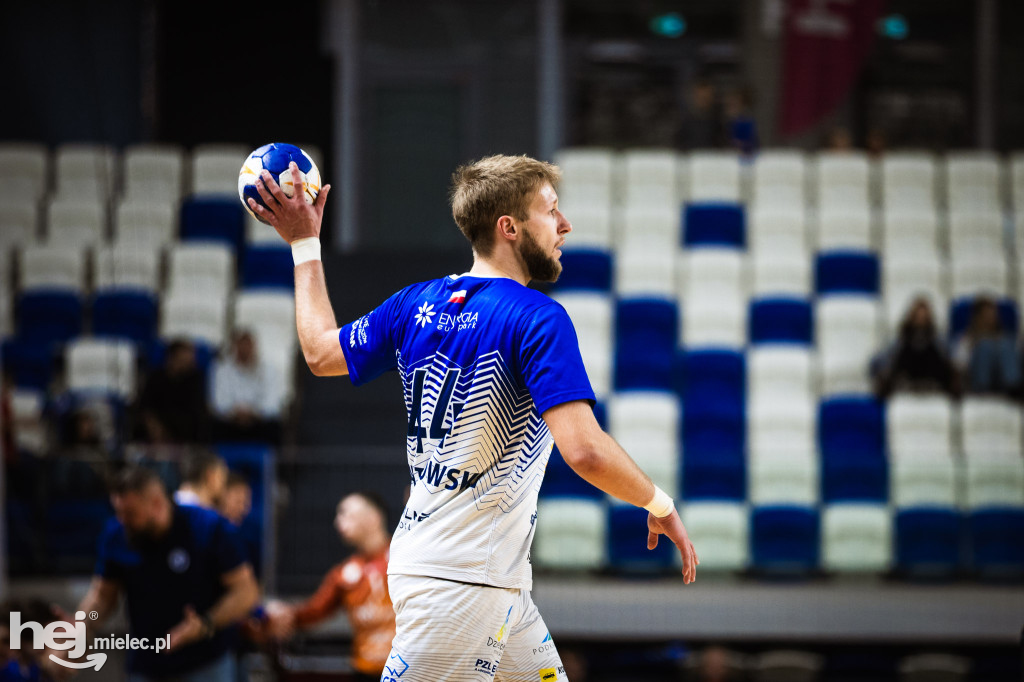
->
[8, 610, 107, 671]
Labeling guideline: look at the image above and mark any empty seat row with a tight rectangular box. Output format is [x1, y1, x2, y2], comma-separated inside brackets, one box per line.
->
[534, 496, 1024, 577]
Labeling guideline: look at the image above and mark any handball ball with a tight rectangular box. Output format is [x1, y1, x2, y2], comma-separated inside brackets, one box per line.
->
[238, 143, 321, 225]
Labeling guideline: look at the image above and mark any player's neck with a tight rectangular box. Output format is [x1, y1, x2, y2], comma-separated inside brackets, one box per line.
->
[359, 530, 390, 557]
[468, 248, 530, 286]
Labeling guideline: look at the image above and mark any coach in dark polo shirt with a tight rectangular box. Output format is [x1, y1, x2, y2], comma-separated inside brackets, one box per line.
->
[75, 467, 259, 682]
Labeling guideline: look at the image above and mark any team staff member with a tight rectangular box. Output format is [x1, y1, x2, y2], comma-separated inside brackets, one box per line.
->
[72, 467, 260, 682]
[250, 156, 696, 682]
[266, 492, 395, 681]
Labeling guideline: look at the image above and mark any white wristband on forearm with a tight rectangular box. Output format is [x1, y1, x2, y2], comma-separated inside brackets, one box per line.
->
[291, 237, 321, 266]
[644, 485, 675, 518]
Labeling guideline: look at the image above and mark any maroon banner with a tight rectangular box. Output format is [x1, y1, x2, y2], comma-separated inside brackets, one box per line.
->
[778, 0, 887, 137]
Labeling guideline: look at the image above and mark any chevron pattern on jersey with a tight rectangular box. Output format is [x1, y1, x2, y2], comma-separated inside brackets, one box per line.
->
[398, 350, 553, 512]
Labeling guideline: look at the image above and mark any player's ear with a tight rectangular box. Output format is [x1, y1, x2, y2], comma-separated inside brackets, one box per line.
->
[496, 215, 517, 242]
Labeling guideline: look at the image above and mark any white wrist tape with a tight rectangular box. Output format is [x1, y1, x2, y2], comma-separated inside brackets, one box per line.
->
[291, 237, 322, 266]
[644, 485, 675, 518]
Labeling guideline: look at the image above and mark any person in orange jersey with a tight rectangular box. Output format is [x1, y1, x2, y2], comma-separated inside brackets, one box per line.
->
[267, 492, 395, 681]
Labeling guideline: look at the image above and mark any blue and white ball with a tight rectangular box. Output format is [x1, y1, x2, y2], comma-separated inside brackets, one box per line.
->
[238, 143, 321, 225]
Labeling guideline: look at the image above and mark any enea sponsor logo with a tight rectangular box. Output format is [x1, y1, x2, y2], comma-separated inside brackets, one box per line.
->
[382, 652, 409, 681]
[474, 658, 498, 677]
[412, 461, 482, 494]
[436, 310, 479, 332]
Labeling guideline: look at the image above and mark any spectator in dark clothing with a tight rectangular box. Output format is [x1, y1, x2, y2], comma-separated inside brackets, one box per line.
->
[874, 297, 957, 398]
[724, 86, 758, 157]
[678, 79, 722, 150]
[138, 340, 208, 444]
[952, 296, 1022, 397]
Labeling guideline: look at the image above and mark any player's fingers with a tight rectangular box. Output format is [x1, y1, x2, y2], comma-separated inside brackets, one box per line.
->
[647, 530, 659, 550]
[286, 162, 303, 203]
[247, 197, 276, 224]
[260, 169, 288, 202]
[314, 183, 331, 217]
[255, 177, 281, 207]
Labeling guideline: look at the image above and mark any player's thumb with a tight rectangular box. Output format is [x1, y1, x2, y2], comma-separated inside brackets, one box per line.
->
[647, 530, 659, 550]
[315, 183, 332, 211]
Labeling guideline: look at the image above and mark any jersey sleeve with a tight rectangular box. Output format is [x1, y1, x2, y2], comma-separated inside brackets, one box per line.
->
[518, 302, 596, 415]
[339, 291, 403, 386]
[211, 516, 249, 575]
[93, 520, 123, 581]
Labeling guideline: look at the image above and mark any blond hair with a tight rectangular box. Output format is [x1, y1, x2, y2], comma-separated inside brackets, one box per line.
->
[449, 154, 561, 256]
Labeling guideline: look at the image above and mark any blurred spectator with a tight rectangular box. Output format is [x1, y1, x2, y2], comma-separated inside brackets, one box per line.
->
[176, 450, 228, 510]
[866, 127, 887, 158]
[825, 126, 854, 151]
[691, 645, 746, 681]
[679, 79, 721, 150]
[210, 331, 283, 445]
[873, 298, 957, 399]
[265, 492, 394, 682]
[724, 86, 758, 156]
[69, 466, 259, 682]
[138, 340, 209, 444]
[220, 471, 252, 526]
[952, 297, 1021, 397]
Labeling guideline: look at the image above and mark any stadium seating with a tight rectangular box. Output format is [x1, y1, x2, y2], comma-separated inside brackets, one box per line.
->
[620, 149, 678, 209]
[114, 200, 177, 249]
[190, 144, 249, 196]
[608, 392, 679, 497]
[748, 207, 807, 254]
[92, 291, 159, 346]
[54, 143, 117, 200]
[551, 248, 613, 292]
[945, 151, 1001, 212]
[683, 203, 744, 248]
[622, 205, 681, 253]
[534, 497, 606, 570]
[234, 290, 298, 399]
[750, 650, 823, 682]
[0, 142, 48, 201]
[614, 246, 674, 296]
[898, 653, 971, 682]
[968, 507, 1024, 576]
[679, 501, 748, 570]
[751, 149, 806, 208]
[815, 152, 870, 209]
[65, 338, 137, 401]
[160, 290, 230, 348]
[822, 503, 892, 572]
[682, 405, 745, 500]
[607, 505, 675, 570]
[815, 296, 879, 395]
[886, 394, 954, 460]
[46, 197, 106, 247]
[93, 245, 160, 293]
[817, 207, 872, 251]
[167, 242, 235, 298]
[881, 208, 940, 256]
[122, 144, 185, 203]
[750, 505, 820, 573]
[553, 291, 613, 398]
[749, 298, 813, 345]
[2, 338, 57, 391]
[747, 345, 815, 402]
[882, 255, 948, 334]
[179, 197, 246, 251]
[751, 247, 812, 297]
[242, 245, 294, 290]
[614, 298, 677, 391]
[554, 148, 616, 214]
[689, 151, 741, 202]
[748, 397, 818, 505]
[880, 152, 937, 210]
[815, 251, 880, 295]
[819, 398, 887, 502]
[0, 200, 39, 251]
[894, 507, 962, 576]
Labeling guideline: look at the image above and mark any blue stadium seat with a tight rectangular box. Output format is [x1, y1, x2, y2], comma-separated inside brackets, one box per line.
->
[615, 298, 677, 391]
[895, 507, 962, 576]
[751, 505, 820, 572]
[146, 339, 217, 376]
[682, 406, 745, 500]
[549, 248, 613, 292]
[680, 349, 745, 411]
[815, 251, 880, 295]
[607, 505, 675, 571]
[949, 298, 1019, 338]
[749, 298, 813, 345]
[683, 203, 745, 248]
[969, 507, 1024, 577]
[242, 245, 294, 290]
[93, 291, 158, 345]
[2, 338, 56, 391]
[819, 398, 887, 502]
[180, 197, 245, 252]
[17, 291, 83, 346]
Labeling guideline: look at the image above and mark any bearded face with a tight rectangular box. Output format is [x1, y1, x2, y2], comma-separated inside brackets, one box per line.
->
[518, 226, 562, 283]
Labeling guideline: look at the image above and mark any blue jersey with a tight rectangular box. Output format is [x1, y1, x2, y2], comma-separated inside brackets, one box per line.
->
[95, 505, 246, 675]
[340, 274, 594, 588]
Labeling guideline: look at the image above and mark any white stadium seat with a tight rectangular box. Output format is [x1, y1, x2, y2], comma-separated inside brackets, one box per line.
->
[748, 346, 816, 402]
[689, 152, 741, 202]
[608, 392, 680, 498]
[682, 295, 746, 349]
[881, 152, 937, 209]
[899, 653, 971, 682]
[881, 208, 940, 256]
[620, 205, 679, 254]
[167, 242, 235, 298]
[960, 397, 1022, 459]
[66, 338, 136, 400]
[945, 151, 1001, 211]
[614, 246, 674, 297]
[560, 204, 613, 249]
[815, 152, 870, 210]
[552, 292, 613, 398]
[46, 197, 106, 247]
[817, 206, 872, 251]
[1012, 152, 1024, 211]
[55, 143, 117, 201]
[891, 455, 959, 508]
[191, 144, 249, 197]
[964, 456, 1024, 508]
[816, 296, 880, 396]
[114, 200, 177, 249]
[93, 245, 160, 293]
[123, 144, 186, 203]
[748, 207, 807, 255]
[886, 394, 954, 460]
[751, 247, 812, 297]
[948, 210, 1004, 259]
[0, 200, 39, 251]
[882, 256, 948, 335]
[234, 290, 298, 399]
[680, 502, 748, 571]
[748, 396, 818, 504]
[0, 288, 11, 338]
[161, 291, 230, 348]
[534, 497, 606, 570]
[555, 148, 617, 211]
[822, 503, 892, 572]
[0, 143, 49, 201]
[681, 248, 745, 300]
[621, 149, 678, 209]
[750, 650, 823, 682]
[19, 245, 86, 292]
[949, 253, 1008, 298]
[752, 150, 807, 208]
[246, 213, 283, 245]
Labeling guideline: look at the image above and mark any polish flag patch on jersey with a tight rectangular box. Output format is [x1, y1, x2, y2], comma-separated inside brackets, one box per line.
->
[448, 290, 467, 303]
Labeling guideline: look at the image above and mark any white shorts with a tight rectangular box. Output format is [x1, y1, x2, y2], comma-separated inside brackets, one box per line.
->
[381, 575, 567, 682]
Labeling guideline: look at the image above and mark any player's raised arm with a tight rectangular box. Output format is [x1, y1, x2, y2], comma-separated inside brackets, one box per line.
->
[543, 400, 699, 584]
[248, 163, 347, 377]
